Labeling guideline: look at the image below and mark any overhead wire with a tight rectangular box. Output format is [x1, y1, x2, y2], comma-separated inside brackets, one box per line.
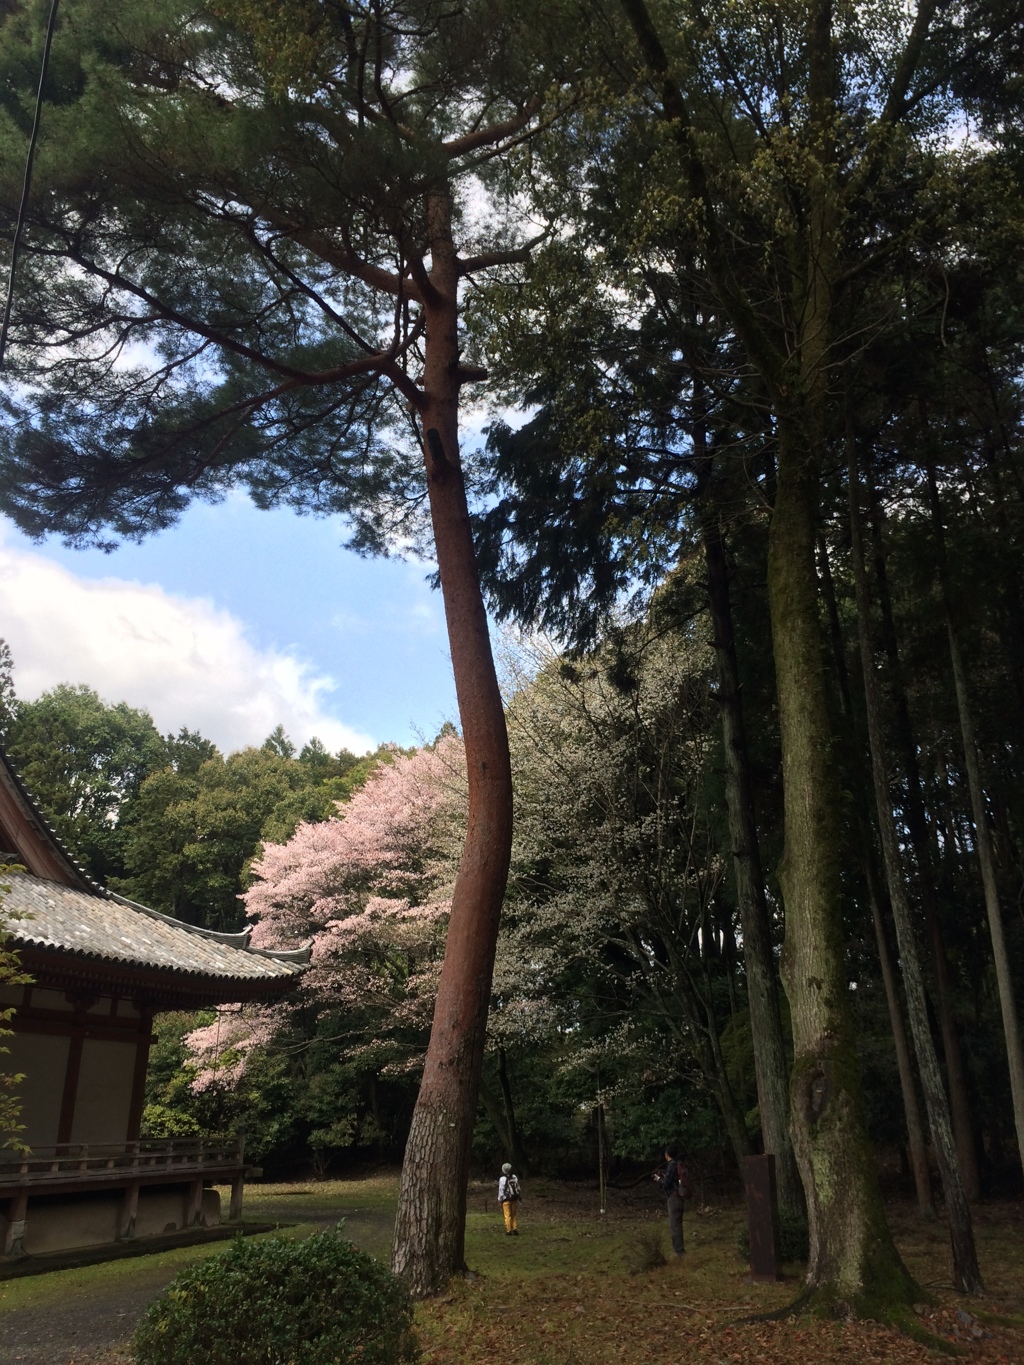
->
[0, 0, 62, 370]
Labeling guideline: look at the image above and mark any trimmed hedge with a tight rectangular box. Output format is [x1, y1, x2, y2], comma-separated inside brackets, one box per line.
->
[132, 1230, 419, 1365]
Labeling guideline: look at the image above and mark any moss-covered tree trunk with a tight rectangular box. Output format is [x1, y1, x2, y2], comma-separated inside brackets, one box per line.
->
[767, 14, 916, 1300]
[391, 186, 514, 1297]
[619, 0, 924, 1313]
[768, 409, 915, 1311]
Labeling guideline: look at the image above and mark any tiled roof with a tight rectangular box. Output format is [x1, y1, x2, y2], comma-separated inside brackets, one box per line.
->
[0, 747, 103, 893]
[2, 870, 307, 984]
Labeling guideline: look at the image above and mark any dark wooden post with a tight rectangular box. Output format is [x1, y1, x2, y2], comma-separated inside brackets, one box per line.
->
[744, 1153, 781, 1282]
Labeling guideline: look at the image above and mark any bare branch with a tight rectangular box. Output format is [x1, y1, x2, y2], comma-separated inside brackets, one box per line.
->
[458, 231, 550, 276]
[441, 97, 543, 157]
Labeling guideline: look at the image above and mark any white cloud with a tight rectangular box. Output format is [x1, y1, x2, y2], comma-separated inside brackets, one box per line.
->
[0, 535, 375, 756]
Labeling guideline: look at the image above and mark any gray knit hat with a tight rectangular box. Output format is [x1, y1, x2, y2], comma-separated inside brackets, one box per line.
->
[501, 1162, 512, 1174]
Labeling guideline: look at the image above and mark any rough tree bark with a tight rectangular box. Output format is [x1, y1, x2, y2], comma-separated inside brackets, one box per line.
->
[695, 435, 802, 1220]
[849, 440, 982, 1292]
[926, 465, 1024, 1184]
[619, 0, 920, 1312]
[390, 187, 514, 1296]
[770, 412, 915, 1311]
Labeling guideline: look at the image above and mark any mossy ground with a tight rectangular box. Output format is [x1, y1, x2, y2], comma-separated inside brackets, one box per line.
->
[1, 1176, 1021, 1363]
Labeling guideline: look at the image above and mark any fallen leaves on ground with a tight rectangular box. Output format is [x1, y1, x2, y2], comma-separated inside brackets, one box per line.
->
[417, 1191, 1024, 1365]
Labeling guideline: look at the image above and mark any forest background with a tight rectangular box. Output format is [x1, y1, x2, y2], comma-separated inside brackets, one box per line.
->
[0, 403, 1021, 1204]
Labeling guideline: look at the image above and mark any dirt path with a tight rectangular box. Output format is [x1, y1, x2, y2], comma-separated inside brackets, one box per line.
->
[2, 1259, 188, 1365]
[0, 1206, 396, 1365]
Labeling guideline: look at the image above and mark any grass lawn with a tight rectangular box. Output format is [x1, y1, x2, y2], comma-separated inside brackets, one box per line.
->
[1, 1176, 1022, 1364]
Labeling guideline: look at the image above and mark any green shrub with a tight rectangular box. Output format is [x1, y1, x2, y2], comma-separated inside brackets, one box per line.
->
[622, 1226, 668, 1274]
[132, 1230, 419, 1365]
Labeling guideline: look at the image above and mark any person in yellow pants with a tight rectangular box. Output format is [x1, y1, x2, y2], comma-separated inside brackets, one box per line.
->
[498, 1162, 521, 1235]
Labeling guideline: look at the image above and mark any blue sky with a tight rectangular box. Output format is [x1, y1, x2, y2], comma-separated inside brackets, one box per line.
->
[0, 493, 464, 755]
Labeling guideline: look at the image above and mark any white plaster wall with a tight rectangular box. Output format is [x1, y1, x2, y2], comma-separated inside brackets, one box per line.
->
[4, 1031, 70, 1148]
[134, 1187, 222, 1238]
[20, 1187, 221, 1254]
[71, 1038, 137, 1145]
[22, 1196, 120, 1253]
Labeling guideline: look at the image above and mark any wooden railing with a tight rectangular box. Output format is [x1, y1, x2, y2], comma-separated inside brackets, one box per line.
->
[0, 1137, 246, 1189]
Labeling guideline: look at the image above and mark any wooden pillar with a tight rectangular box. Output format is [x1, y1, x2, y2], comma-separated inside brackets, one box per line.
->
[3, 1191, 28, 1256]
[118, 1182, 140, 1240]
[126, 1012, 154, 1142]
[56, 1029, 84, 1147]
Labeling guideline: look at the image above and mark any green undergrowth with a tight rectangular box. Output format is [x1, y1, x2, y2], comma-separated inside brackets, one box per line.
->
[0, 1229, 299, 1316]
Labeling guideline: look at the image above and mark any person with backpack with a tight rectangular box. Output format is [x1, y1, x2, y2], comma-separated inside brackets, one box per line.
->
[498, 1161, 521, 1235]
[654, 1143, 692, 1256]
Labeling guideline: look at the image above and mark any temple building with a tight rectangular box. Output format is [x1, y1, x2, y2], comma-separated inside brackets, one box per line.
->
[0, 747, 306, 1260]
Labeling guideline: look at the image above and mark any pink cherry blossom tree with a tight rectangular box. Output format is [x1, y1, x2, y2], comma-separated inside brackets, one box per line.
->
[187, 736, 467, 1097]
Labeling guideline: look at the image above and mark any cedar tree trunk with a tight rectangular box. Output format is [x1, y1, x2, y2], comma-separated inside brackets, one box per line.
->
[817, 526, 934, 1217]
[865, 862, 935, 1217]
[866, 471, 981, 1199]
[391, 187, 514, 1296]
[769, 410, 916, 1312]
[926, 467, 1024, 1184]
[496, 1046, 526, 1171]
[698, 459, 802, 1219]
[850, 444, 982, 1291]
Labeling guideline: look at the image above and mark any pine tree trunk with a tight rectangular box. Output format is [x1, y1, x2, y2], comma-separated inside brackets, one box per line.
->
[850, 445, 982, 1292]
[698, 457, 802, 1219]
[926, 467, 1024, 1185]
[390, 187, 514, 1297]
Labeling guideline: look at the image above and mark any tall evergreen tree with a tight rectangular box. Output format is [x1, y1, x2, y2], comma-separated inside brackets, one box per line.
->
[0, 0, 577, 1293]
